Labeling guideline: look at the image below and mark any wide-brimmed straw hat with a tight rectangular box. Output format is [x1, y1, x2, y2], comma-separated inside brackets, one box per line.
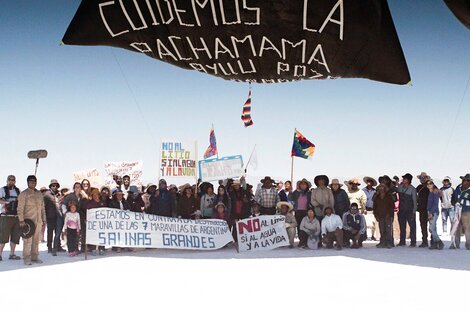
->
[345, 178, 361, 186]
[363, 176, 378, 186]
[298, 178, 312, 189]
[329, 179, 343, 188]
[276, 201, 294, 212]
[417, 172, 430, 181]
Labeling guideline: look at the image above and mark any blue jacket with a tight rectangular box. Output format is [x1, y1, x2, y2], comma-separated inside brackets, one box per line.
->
[150, 188, 174, 217]
[426, 191, 439, 215]
[458, 187, 470, 213]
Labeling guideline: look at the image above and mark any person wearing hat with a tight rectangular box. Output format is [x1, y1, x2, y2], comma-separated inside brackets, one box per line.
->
[342, 203, 367, 249]
[17, 175, 46, 265]
[330, 179, 350, 221]
[0, 175, 22, 261]
[373, 184, 395, 248]
[320, 206, 343, 250]
[44, 179, 65, 254]
[276, 201, 297, 248]
[110, 188, 131, 211]
[396, 173, 417, 247]
[255, 176, 280, 215]
[440, 177, 455, 234]
[299, 208, 321, 249]
[362, 176, 378, 241]
[345, 178, 367, 213]
[142, 183, 156, 213]
[452, 174, 470, 250]
[311, 175, 334, 223]
[425, 180, 444, 250]
[150, 179, 175, 217]
[213, 202, 230, 224]
[177, 184, 197, 219]
[415, 172, 431, 247]
[289, 178, 312, 239]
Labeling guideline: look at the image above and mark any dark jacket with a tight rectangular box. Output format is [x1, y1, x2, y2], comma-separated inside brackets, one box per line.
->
[229, 189, 251, 220]
[177, 195, 197, 218]
[332, 189, 350, 218]
[109, 199, 131, 211]
[44, 190, 60, 220]
[150, 188, 174, 217]
[373, 193, 395, 219]
[416, 184, 429, 213]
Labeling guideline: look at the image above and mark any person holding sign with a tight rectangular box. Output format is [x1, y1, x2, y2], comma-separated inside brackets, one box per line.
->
[276, 201, 297, 248]
[177, 184, 197, 219]
[150, 179, 174, 217]
[321, 207, 344, 250]
[299, 208, 321, 250]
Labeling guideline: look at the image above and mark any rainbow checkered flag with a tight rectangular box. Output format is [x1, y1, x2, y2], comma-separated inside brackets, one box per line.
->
[241, 90, 254, 127]
[291, 129, 315, 159]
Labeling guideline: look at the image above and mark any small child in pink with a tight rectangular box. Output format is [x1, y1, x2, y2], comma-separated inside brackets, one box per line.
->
[63, 202, 81, 256]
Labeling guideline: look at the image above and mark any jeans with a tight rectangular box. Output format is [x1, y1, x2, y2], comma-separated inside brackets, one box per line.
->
[53, 214, 64, 251]
[398, 209, 416, 244]
[428, 213, 440, 242]
[441, 207, 455, 233]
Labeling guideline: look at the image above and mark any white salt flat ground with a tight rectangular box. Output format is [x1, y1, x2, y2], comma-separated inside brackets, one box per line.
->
[1, 233, 469, 313]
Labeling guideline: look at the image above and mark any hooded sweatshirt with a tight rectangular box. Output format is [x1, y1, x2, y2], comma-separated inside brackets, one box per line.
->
[440, 184, 454, 209]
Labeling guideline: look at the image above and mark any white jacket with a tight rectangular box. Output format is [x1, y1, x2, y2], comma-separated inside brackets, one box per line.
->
[440, 186, 454, 209]
[321, 214, 343, 235]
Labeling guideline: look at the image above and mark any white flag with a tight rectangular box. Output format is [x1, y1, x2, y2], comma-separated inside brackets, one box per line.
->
[248, 145, 258, 171]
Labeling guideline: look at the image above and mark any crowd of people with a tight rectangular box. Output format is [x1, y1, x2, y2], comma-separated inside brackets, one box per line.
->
[1, 171, 469, 265]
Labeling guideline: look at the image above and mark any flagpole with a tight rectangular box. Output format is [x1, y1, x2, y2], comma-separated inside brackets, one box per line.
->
[244, 144, 256, 173]
[291, 155, 294, 185]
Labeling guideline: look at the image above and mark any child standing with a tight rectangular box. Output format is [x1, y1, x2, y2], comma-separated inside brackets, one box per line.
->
[63, 201, 81, 256]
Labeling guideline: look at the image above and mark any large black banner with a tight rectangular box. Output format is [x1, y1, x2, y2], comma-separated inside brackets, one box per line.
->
[62, 0, 411, 84]
[445, 0, 470, 30]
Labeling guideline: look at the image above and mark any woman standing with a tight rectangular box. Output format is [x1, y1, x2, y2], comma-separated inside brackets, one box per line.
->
[215, 185, 231, 215]
[177, 184, 197, 219]
[200, 183, 216, 219]
[427, 180, 444, 250]
[85, 188, 107, 255]
[289, 178, 312, 239]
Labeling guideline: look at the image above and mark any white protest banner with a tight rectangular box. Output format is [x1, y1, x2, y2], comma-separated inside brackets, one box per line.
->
[236, 215, 289, 252]
[103, 160, 143, 188]
[160, 140, 197, 177]
[72, 168, 103, 187]
[86, 208, 233, 250]
[198, 155, 244, 182]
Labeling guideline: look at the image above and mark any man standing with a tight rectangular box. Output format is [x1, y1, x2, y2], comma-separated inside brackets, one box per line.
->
[44, 179, 65, 255]
[345, 178, 367, 213]
[255, 176, 279, 215]
[311, 175, 334, 223]
[440, 176, 454, 234]
[456, 174, 470, 250]
[373, 184, 395, 249]
[17, 175, 46, 265]
[330, 179, 350, 220]
[397, 173, 417, 247]
[416, 172, 431, 247]
[0, 175, 21, 261]
[121, 175, 139, 201]
[363, 176, 378, 241]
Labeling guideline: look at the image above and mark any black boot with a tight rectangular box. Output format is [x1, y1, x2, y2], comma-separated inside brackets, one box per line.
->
[437, 241, 444, 250]
[429, 242, 437, 250]
[419, 241, 428, 248]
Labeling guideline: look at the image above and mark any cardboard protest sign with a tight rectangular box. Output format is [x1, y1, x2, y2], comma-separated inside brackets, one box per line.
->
[236, 215, 289, 252]
[103, 160, 143, 188]
[160, 140, 197, 177]
[62, 0, 410, 85]
[86, 208, 233, 250]
[72, 168, 103, 188]
[199, 155, 243, 182]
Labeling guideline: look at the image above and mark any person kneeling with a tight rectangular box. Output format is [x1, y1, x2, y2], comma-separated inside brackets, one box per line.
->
[277, 201, 297, 248]
[343, 203, 367, 248]
[321, 207, 343, 250]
